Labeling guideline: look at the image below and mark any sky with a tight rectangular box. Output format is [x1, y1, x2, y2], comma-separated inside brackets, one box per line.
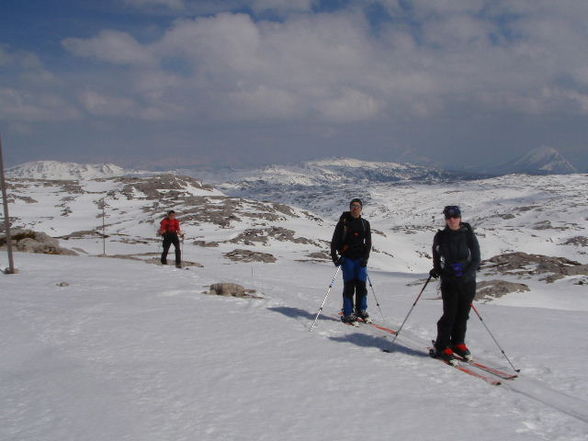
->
[1, 0, 588, 171]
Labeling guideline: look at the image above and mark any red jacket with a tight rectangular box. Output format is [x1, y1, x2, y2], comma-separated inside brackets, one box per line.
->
[159, 218, 181, 234]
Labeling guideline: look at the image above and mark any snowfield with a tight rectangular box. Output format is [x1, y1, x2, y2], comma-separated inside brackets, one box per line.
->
[2, 161, 588, 440]
[2, 251, 588, 441]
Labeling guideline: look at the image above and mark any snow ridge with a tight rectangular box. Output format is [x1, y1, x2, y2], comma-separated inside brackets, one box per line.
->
[6, 160, 141, 180]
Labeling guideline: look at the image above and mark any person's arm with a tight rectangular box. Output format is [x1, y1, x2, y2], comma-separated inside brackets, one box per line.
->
[431, 232, 442, 276]
[466, 227, 480, 277]
[363, 220, 371, 265]
[330, 222, 343, 263]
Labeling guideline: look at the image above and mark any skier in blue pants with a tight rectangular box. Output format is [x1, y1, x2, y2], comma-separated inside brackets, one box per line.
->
[330, 198, 372, 324]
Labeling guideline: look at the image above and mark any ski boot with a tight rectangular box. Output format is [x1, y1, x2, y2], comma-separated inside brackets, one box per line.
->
[355, 310, 372, 324]
[451, 343, 472, 362]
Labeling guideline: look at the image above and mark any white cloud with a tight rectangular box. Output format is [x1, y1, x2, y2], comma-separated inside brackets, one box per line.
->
[0, 88, 80, 122]
[54, 3, 588, 126]
[63, 30, 157, 65]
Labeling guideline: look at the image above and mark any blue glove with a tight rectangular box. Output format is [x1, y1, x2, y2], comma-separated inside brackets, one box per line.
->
[450, 262, 465, 277]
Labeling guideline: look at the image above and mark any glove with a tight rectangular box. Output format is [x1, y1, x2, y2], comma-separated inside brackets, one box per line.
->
[450, 262, 465, 277]
[360, 258, 368, 267]
[332, 255, 343, 266]
[429, 268, 439, 279]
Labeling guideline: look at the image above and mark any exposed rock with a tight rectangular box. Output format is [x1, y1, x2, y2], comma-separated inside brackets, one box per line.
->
[224, 249, 277, 263]
[115, 174, 214, 200]
[0, 229, 77, 255]
[307, 251, 331, 260]
[208, 283, 258, 298]
[228, 226, 317, 246]
[481, 252, 588, 283]
[561, 236, 588, 247]
[192, 240, 220, 247]
[475, 280, 530, 301]
[56, 281, 70, 287]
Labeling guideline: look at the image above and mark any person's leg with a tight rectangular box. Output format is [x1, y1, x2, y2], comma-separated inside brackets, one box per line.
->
[451, 280, 476, 345]
[355, 264, 368, 313]
[341, 258, 356, 317]
[435, 281, 459, 351]
[172, 235, 181, 266]
[161, 235, 172, 264]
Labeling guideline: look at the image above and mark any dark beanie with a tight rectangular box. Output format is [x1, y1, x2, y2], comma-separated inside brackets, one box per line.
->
[350, 198, 363, 208]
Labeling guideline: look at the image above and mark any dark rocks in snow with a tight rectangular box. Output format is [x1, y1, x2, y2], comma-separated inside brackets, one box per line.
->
[561, 236, 588, 247]
[481, 252, 588, 283]
[0, 229, 77, 255]
[228, 226, 316, 246]
[208, 282, 259, 298]
[475, 280, 530, 301]
[224, 249, 277, 263]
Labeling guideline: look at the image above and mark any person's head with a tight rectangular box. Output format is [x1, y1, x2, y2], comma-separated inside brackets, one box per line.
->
[349, 198, 363, 218]
[443, 205, 461, 230]
[167, 210, 176, 219]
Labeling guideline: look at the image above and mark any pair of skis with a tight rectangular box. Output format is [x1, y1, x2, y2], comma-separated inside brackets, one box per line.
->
[342, 316, 516, 386]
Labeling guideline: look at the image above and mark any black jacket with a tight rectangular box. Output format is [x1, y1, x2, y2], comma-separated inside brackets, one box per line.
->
[432, 222, 480, 282]
[331, 211, 371, 262]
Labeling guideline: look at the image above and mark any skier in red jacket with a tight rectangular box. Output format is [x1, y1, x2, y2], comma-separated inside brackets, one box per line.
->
[159, 210, 183, 268]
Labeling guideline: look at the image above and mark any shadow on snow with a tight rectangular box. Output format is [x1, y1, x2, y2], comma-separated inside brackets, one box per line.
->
[329, 333, 428, 358]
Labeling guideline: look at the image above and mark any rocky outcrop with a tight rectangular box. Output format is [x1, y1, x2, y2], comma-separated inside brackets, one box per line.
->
[475, 280, 530, 301]
[481, 252, 588, 283]
[208, 283, 258, 298]
[224, 249, 277, 263]
[0, 229, 77, 255]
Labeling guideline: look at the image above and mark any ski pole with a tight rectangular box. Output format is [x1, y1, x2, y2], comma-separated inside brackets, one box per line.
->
[470, 303, 520, 373]
[309, 265, 341, 332]
[390, 275, 432, 345]
[367, 273, 385, 322]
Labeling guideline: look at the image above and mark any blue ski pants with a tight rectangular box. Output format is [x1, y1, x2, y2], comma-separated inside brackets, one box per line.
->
[341, 258, 368, 316]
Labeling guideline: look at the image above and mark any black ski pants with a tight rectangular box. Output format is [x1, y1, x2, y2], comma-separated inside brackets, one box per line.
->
[435, 279, 476, 350]
[161, 233, 181, 265]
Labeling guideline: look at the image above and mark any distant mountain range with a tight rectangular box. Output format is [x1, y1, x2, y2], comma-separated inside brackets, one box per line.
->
[6, 161, 133, 180]
[483, 146, 578, 175]
[6, 147, 580, 183]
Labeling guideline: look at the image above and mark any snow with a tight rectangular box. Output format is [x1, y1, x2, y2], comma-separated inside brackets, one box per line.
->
[2, 252, 588, 441]
[6, 161, 143, 180]
[2, 162, 588, 440]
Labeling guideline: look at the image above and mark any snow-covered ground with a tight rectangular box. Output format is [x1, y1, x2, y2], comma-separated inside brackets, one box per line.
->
[2, 161, 588, 440]
[2, 252, 587, 441]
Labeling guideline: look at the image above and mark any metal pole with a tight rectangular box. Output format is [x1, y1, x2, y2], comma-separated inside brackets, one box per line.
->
[0, 134, 15, 274]
[389, 275, 432, 345]
[470, 303, 520, 373]
[309, 265, 341, 332]
[101, 197, 106, 256]
[367, 273, 386, 322]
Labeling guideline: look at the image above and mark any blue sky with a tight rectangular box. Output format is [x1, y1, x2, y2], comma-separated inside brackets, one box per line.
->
[1, 0, 588, 170]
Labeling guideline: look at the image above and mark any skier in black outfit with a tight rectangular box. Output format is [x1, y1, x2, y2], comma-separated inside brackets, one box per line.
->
[330, 198, 372, 324]
[429, 205, 480, 363]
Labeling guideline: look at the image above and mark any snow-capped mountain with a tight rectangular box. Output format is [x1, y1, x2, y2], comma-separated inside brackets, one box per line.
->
[4, 161, 588, 274]
[492, 147, 578, 175]
[6, 160, 141, 180]
[202, 157, 459, 187]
